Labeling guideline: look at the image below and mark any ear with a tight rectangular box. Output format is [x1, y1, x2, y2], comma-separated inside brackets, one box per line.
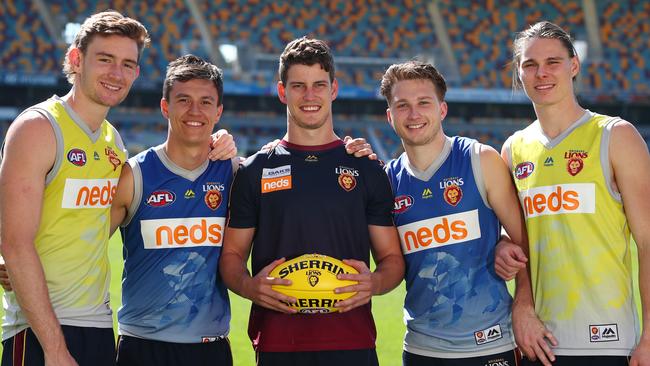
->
[570, 55, 580, 79]
[277, 81, 287, 104]
[330, 78, 339, 101]
[68, 48, 82, 72]
[160, 98, 169, 119]
[439, 101, 448, 121]
[386, 108, 395, 129]
[214, 104, 224, 124]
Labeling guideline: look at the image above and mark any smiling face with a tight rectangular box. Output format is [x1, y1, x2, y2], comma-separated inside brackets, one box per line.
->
[517, 37, 579, 108]
[161, 78, 223, 147]
[71, 35, 140, 107]
[278, 63, 338, 133]
[386, 78, 447, 148]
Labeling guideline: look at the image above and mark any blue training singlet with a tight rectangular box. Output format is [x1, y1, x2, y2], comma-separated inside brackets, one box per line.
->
[119, 146, 232, 343]
[386, 136, 515, 358]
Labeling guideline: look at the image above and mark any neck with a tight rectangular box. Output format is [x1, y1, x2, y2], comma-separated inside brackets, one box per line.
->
[534, 98, 586, 139]
[285, 118, 338, 146]
[163, 138, 210, 171]
[61, 88, 110, 132]
[403, 133, 447, 171]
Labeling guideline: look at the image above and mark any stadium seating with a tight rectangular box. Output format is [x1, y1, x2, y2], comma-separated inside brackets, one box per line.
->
[0, 1, 61, 75]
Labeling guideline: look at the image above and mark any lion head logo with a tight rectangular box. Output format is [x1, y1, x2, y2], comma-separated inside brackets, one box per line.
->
[443, 185, 463, 206]
[338, 173, 357, 192]
[567, 157, 584, 176]
[308, 275, 319, 287]
[204, 190, 222, 210]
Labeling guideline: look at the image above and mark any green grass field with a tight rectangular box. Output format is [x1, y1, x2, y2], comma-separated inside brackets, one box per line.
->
[0, 235, 641, 365]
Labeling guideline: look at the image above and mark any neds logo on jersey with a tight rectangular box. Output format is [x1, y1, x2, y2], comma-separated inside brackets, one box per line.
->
[61, 178, 118, 209]
[397, 210, 481, 254]
[515, 162, 534, 179]
[140, 217, 226, 249]
[67, 149, 87, 166]
[393, 195, 414, 214]
[146, 190, 176, 207]
[520, 184, 595, 218]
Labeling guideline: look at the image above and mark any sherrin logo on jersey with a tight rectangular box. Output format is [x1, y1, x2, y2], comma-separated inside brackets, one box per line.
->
[140, 217, 226, 249]
[146, 190, 176, 207]
[262, 165, 292, 193]
[515, 162, 534, 179]
[393, 195, 414, 214]
[67, 148, 87, 166]
[519, 183, 595, 218]
[61, 178, 118, 208]
[398, 209, 481, 254]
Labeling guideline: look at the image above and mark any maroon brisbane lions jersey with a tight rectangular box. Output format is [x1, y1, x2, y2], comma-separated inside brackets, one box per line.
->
[228, 139, 394, 352]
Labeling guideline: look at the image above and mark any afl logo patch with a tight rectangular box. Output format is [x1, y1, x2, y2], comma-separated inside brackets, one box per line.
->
[146, 190, 176, 207]
[443, 185, 463, 206]
[338, 173, 357, 192]
[67, 149, 87, 166]
[515, 162, 534, 179]
[204, 189, 222, 210]
[393, 195, 414, 214]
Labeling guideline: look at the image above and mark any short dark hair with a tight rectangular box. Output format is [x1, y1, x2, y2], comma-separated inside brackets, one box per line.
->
[278, 37, 335, 84]
[380, 60, 447, 103]
[511, 21, 578, 89]
[163, 54, 224, 106]
[63, 10, 150, 84]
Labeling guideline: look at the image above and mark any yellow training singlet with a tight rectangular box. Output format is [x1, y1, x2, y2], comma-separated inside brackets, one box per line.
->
[505, 110, 638, 356]
[2, 96, 126, 340]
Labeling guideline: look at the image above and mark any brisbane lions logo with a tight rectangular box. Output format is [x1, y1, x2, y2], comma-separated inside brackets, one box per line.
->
[204, 189, 222, 210]
[443, 185, 463, 206]
[338, 173, 357, 192]
[566, 157, 584, 176]
[105, 147, 121, 171]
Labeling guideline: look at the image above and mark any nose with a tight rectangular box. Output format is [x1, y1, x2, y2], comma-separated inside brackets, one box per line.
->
[303, 86, 317, 101]
[408, 106, 421, 119]
[188, 101, 201, 115]
[535, 64, 549, 78]
[107, 63, 124, 81]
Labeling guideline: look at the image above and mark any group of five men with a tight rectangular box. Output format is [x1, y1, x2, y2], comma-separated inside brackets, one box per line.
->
[0, 10, 648, 366]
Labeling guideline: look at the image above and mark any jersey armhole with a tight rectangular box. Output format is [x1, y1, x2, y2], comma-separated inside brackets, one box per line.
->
[601, 117, 623, 203]
[470, 141, 491, 209]
[122, 159, 143, 227]
[22, 107, 64, 187]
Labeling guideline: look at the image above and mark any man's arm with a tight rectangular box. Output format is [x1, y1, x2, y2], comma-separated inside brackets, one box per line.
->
[483, 144, 556, 365]
[0, 112, 78, 365]
[109, 163, 135, 235]
[335, 224, 404, 313]
[609, 122, 650, 366]
[219, 227, 296, 313]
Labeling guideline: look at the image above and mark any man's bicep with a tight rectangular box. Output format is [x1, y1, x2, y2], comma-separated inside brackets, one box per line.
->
[368, 224, 402, 262]
[110, 163, 135, 235]
[0, 116, 56, 248]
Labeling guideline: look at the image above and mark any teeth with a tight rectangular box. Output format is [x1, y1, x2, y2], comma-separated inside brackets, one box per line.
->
[302, 106, 319, 111]
[101, 82, 120, 91]
[536, 84, 553, 90]
[185, 121, 203, 126]
[407, 124, 425, 129]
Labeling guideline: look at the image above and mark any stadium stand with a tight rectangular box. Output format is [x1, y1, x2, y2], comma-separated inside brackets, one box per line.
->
[0, 1, 648, 160]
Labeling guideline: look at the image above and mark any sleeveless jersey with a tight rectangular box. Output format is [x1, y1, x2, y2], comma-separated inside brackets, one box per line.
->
[386, 136, 515, 358]
[3, 95, 126, 340]
[505, 111, 638, 356]
[118, 146, 232, 343]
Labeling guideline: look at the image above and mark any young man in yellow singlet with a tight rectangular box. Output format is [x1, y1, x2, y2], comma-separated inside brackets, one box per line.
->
[497, 21, 650, 366]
